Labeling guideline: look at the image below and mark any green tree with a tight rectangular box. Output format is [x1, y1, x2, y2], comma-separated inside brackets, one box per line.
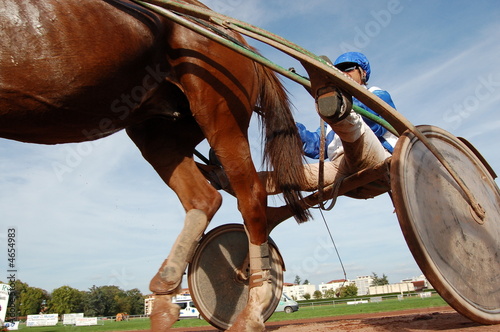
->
[19, 286, 49, 316]
[83, 285, 130, 317]
[2, 281, 145, 318]
[303, 279, 310, 285]
[115, 293, 131, 314]
[323, 288, 336, 299]
[371, 272, 389, 286]
[82, 286, 98, 316]
[337, 283, 358, 298]
[103, 285, 125, 316]
[83, 285, 106, 316]
[313, 290, 322, 299]
[293, 275, 301, 285]
[6, 280, 28, 318]
[124, 288, 145, 315]
[49, 286, 84, 314]
[302, 293, 311, 300]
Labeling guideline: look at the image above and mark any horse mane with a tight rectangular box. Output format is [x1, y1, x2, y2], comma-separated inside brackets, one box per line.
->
[256, 63, 311, 223]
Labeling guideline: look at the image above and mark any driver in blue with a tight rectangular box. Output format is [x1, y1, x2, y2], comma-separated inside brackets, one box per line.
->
[260, 52, 398, 193]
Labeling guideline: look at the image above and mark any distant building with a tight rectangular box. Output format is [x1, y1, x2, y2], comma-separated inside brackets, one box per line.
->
[368, 282, 414, 295]
[352, 275, 374, 296]
[282, 283, 316, 300]
[369, 275, 433, 295]
[144, 295, 154, 316]
[401, 275, 434, 290]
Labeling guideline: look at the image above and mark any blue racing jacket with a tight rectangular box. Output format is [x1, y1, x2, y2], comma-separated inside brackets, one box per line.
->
[297, 87, 396, 160]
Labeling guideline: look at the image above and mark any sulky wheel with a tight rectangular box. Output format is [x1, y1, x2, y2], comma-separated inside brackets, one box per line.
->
[391, 125, 500, 324]
[187, 224, 284, 330]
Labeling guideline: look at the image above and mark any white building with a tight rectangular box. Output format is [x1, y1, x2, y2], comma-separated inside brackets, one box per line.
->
[369, 274, 433, 295]
[144, 295, 154, 316]
[401, 275, 434, 290]
[369, 282, 415, 295]
[282, 283, 316, 300]
[352, 275, 374, 296]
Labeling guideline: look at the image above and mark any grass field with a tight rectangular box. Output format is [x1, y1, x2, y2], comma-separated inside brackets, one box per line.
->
[12, 295, 448, 331]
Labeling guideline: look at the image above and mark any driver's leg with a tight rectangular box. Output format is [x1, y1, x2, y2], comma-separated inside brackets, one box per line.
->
[326, 111, 389, 175]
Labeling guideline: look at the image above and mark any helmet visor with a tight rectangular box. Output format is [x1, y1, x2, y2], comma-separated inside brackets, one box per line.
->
[335, 62, 359, 72]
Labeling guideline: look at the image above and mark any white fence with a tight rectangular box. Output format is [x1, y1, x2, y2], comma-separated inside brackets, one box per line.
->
[299, 291, 437, 308]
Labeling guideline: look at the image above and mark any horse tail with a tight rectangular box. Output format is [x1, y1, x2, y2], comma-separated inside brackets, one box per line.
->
[256, 64, 311, 223]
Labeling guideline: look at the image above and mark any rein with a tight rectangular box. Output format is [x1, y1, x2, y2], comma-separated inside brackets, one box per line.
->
[316, 119, 342, 211]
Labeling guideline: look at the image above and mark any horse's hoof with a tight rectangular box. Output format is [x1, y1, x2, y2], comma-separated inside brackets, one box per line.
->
[150, 295, 179, 332]
[228, 319, 265, 332]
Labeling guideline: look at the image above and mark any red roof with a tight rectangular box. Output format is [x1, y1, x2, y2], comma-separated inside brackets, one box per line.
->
[179, 288, 190, 295]
[327, 279, 347, 284]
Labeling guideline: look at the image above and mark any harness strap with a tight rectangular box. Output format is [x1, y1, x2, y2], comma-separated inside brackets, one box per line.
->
[249, 270, 272, 289]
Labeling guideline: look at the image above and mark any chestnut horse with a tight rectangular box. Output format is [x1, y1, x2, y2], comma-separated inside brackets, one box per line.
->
[0, 0, 308, 330]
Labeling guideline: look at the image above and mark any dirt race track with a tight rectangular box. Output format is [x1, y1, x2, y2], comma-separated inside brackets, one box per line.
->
[167, 306, 499, 331]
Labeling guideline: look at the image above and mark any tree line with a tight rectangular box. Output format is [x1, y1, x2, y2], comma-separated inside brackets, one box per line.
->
[2, 280, 145, 318]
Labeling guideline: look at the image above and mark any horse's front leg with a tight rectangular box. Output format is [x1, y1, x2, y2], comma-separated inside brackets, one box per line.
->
[127, 120, 221, 331]
[149, 209, 209, 330]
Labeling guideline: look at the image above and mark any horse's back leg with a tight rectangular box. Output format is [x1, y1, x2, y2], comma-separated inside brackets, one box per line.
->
[212, 134, 275, 332]
[183, 97, 273, 331]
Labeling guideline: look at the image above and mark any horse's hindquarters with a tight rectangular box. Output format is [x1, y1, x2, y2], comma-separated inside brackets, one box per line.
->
[0, 0, 170, 144]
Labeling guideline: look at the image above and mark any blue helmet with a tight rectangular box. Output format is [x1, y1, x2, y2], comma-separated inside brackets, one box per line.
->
[334, 52, 371, 82]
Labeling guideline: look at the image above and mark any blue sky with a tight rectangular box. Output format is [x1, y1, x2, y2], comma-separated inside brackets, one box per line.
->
[1, 0, 499, 295]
